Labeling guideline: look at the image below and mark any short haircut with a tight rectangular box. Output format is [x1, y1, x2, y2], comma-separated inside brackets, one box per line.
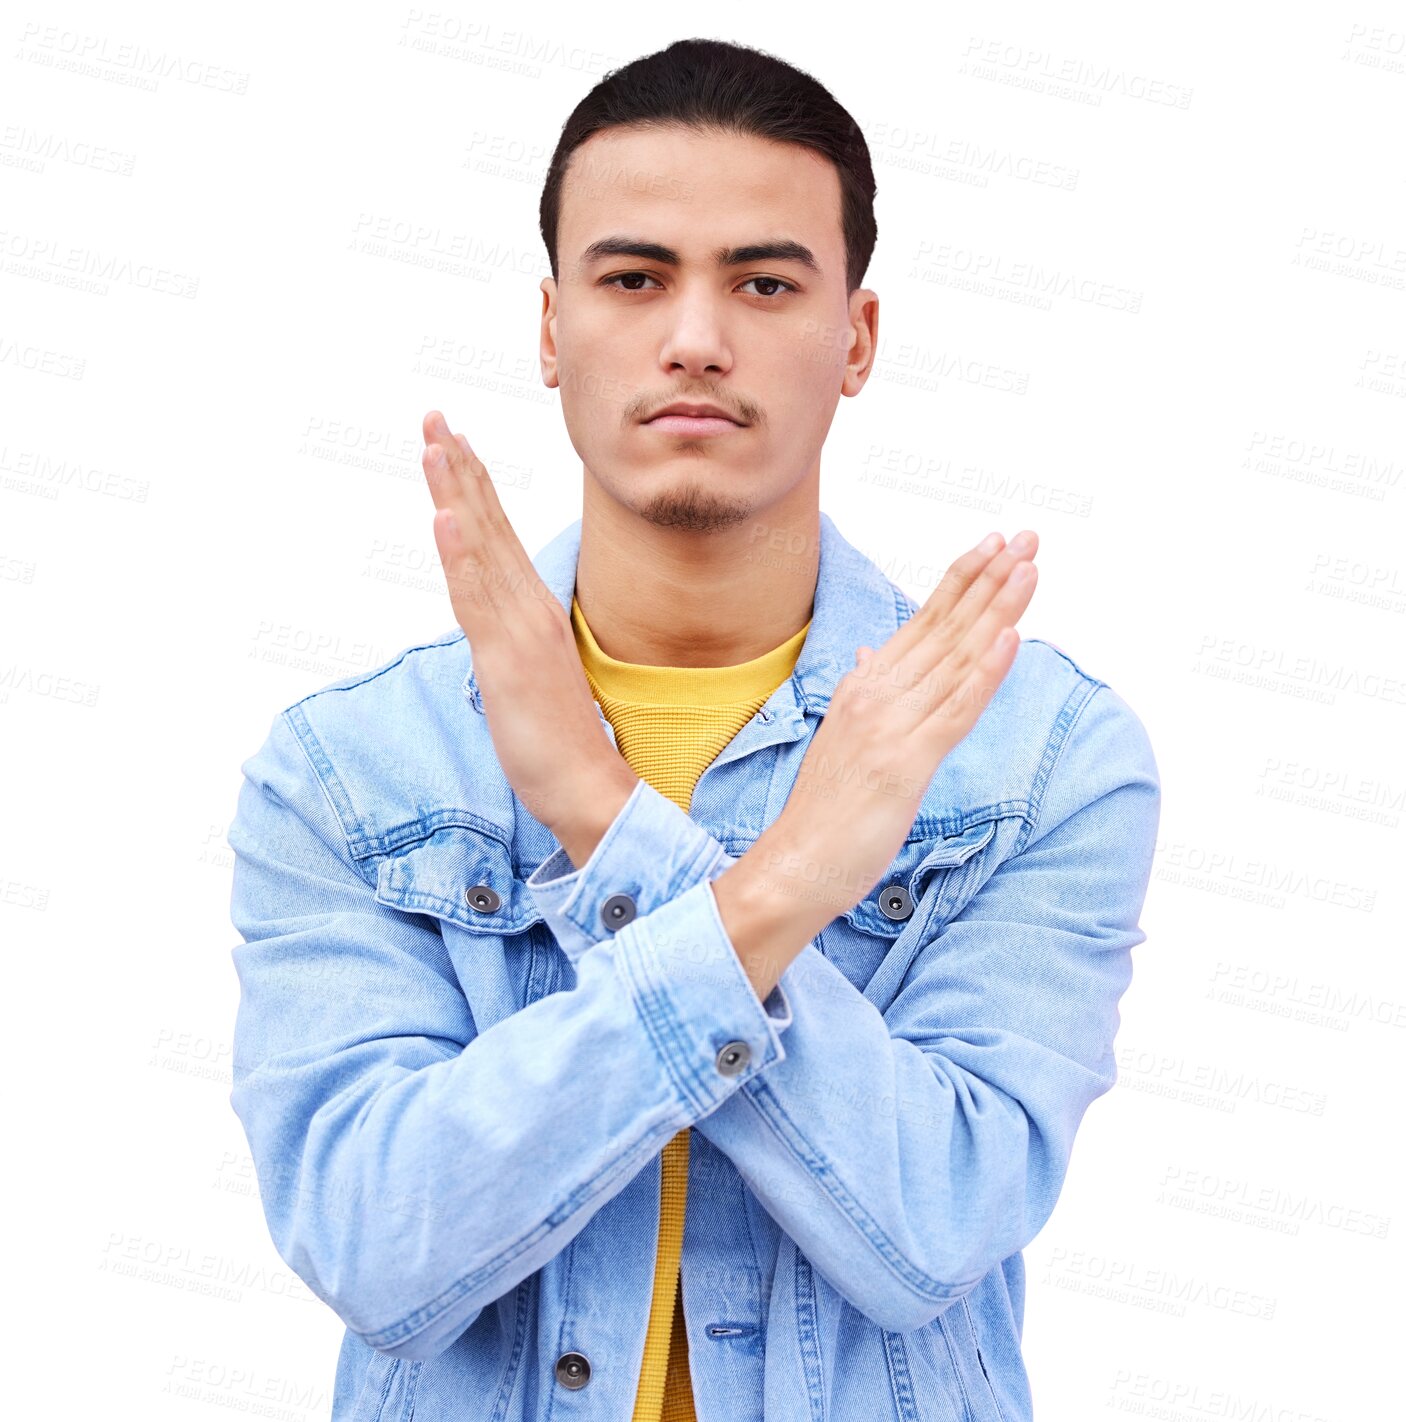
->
[539, 37, 878, 293]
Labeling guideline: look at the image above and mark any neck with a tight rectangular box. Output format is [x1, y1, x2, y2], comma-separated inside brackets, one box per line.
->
[573, 472, 820, 668]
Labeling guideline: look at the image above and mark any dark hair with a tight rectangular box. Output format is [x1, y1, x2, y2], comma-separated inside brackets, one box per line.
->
[539, 38, 877, 293]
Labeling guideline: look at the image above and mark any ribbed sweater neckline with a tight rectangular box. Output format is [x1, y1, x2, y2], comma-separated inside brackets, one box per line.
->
[571, 595, 812, 706]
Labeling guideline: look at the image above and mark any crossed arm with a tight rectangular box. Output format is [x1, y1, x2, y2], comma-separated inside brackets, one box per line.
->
[228, 674, 1158, 1360]
[525, 673, 1160, 1331]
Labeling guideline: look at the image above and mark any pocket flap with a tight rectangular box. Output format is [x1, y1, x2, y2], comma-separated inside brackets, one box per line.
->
[909, 818, 999, 904]
[375, 827, 543, 934]
[839, 818, 999, 936]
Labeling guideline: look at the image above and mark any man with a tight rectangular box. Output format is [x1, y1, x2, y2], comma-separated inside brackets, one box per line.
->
[227, 37, 1159, 1422]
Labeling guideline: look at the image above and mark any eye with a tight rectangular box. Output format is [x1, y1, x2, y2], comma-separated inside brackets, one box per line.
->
[599, 272, 798, 298]
[600, 271, 664, 292]
[738, 275, 796, 298]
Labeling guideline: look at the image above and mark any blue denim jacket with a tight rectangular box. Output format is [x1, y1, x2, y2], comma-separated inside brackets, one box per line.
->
[227, 510, 1160, 1422]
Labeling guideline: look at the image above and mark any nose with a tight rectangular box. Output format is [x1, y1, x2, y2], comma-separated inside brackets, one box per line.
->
[657, 288, 733, 378]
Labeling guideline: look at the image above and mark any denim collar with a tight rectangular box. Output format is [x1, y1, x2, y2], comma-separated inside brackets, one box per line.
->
[461, 510, 910, 718]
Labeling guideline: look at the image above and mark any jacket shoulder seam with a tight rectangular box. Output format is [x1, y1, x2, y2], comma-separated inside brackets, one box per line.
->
[279, 704, 378, 888]
[281, 627, 464, 712]
[1024, 636, 1109, 688]
[1016, 672, 1108, 854]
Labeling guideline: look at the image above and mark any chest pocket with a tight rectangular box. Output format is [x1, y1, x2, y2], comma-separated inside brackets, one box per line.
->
[373, 824, 546, 1032]
[817, 818, 1000, 1005]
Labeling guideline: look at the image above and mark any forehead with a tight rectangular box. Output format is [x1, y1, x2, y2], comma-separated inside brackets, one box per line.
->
[559, 125, 844, 273]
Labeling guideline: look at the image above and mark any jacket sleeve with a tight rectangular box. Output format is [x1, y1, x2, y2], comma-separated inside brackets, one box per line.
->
[526, 682, 1160, 1332]
[226, 708, 791, 1362]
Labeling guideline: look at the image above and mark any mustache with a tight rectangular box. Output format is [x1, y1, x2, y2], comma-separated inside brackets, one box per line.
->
[628, 393, 760, 424]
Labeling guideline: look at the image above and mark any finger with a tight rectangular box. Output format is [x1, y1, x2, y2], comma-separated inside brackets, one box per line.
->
[421, 411, 560, 621]
[422, 437, 506, 569]
[858, 533, 1002, 678]
[421, 410, 502, 522]
[907, 558, 1038, 717]
[421, 414, 524, 622]
[420, 411, 522, 557]
[430, 505, 491, 618]
[958, 559, 1038, 679]
[903, 533, 1038, 683]
[918, 623, 1022, 754]
[870, 530, 1036, 689]
[443, 427, 518, 539]
[936, 531, 1037, 631]
[906, 531, 1006, 630]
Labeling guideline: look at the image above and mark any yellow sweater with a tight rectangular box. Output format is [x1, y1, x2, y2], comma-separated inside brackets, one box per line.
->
[570, 595, 811, 1422]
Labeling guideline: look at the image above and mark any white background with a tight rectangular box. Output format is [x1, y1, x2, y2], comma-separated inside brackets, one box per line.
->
[4, 2, 1403, 1417]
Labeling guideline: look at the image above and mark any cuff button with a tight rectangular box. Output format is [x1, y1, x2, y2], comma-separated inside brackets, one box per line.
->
[600, 893, 637, 930]
[716, 1040, 751, 1076]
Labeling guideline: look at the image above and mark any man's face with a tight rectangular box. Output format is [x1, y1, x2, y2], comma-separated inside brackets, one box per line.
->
[540, 124, 877, 533]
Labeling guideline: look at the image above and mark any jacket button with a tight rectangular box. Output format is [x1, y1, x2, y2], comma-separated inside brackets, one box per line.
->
[554, 1351, 591, 1389]
[877, 883, 914, 922]
[465, 884, 501, 913]
[600, 893, 637, 930]
[715, 1040, 751, 1076]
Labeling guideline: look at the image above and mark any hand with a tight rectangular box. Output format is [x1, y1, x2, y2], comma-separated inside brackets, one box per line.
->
[419, 410, 637, 854]
[713, 530, 1038, 995]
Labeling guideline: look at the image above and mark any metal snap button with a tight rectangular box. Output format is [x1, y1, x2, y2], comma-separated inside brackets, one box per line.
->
[465, 884, 501, 913]
[877, 883, 914, 922]
[600, 893, 637, 930]
[554, 1351, 591, 1388]
[715, 1040, 751, 1076]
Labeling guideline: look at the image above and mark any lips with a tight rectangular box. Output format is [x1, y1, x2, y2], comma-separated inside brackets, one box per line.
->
[643, 413, 746, 437]
[643, 402, 743, 425]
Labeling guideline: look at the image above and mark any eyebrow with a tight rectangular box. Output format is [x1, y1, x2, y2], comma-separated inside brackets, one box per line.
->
[576, 235, 822, 277]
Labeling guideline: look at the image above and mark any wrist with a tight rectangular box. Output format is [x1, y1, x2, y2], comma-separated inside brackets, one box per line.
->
[712, 829, 826, 1002]
[551, 762, 638, 871]
[735, 819, 853, 940]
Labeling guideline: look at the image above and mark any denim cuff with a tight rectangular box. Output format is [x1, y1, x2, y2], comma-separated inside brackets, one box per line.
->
[609, 876, 792, 1112]
[525, 777, 730, 963]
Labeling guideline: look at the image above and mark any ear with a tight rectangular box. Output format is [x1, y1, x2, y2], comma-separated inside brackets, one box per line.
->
[841, 288, 879, 398]
[539, 277, 559, 390]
